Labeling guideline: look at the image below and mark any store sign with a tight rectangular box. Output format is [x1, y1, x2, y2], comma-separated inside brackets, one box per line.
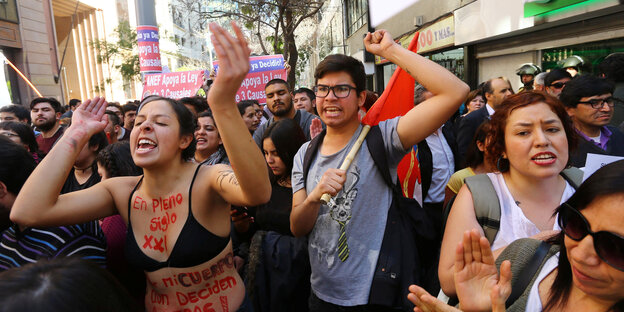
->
[524, 0, 590, 17]
[137, 26, 162, 73]
[375, 32, 417, 65]
[417, 16, 455, 54]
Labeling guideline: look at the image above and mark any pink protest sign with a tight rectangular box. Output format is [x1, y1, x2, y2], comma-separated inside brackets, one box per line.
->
[137, 26, 162, 72]
[213, 54, 287, 105]
[142, 70, 204, 99]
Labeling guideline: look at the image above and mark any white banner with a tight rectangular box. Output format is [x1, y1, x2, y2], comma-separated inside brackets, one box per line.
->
[369, 0, 420, 28]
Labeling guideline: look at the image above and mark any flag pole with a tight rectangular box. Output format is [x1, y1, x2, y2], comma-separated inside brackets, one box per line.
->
[4, 58, 43, 97]
[320, 124, 371, 204]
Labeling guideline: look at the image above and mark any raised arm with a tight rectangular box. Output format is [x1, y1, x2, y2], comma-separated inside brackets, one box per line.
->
[364, 30, 469, 149]
[207, 22, 271, 207]
[10, 97, 118, 227]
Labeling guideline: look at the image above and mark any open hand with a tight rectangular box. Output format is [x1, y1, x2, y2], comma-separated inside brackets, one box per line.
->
[453, 230, 512, 312]
[70, 97, 108, 137]
[208, 22, 251, 110]
[408, 285, 462, 312]
[364, 29, 398, 58]
[310, 118, 323, 139]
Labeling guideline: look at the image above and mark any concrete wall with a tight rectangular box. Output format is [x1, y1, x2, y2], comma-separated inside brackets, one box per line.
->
[16, 0, 63, 104]
[478, 51, 536, 92]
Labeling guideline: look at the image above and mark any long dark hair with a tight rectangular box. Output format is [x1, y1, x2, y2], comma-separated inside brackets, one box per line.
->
[261, 119, 306, 182]
[96, 142, 142, 178]
[0, 257, 137, 311]
[465, 121, 491, 169]
[0, 121, 43, 161]
[545, 160, 624, 312]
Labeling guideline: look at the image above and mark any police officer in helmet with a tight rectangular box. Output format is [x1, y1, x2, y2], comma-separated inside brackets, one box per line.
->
[516, 63, 541, 92]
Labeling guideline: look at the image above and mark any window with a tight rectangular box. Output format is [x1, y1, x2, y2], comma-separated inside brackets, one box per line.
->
[345, 0, 367, 36]
[0, 0, 19, 23]
[171, 6, 184, 28]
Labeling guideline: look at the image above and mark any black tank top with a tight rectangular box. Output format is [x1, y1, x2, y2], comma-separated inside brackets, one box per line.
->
[125, 165, 229, 272]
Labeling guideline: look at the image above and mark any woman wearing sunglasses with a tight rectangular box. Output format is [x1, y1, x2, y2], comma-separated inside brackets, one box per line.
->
[409, 160, 624, 312]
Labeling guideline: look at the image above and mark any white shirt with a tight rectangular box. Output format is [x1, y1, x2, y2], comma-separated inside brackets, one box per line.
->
[424, 126, 454, 203]
[486, 103, 495, 116]
[526, 252, 559, 311]
[487, 173, 575, 251]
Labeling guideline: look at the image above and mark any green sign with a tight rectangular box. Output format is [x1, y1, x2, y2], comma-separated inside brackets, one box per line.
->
[524, 0, 589, 17]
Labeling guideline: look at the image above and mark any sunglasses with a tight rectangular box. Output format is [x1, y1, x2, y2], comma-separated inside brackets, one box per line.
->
[558, 203, 624, 271]
[550, 82, 566, 89]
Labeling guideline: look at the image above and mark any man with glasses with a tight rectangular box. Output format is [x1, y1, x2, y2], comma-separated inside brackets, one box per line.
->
[252, 78, 322, 145]
[560, 75, 624, 167]
[545, 68, 572, 98]
[290, 29, 468, 311]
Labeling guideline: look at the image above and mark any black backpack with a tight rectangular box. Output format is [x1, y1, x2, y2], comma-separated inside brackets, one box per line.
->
[302, 125, 440, 310]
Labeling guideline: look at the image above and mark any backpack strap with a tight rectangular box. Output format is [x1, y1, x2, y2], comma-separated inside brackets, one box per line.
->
[365, 125, 397, 191]
[560, 167, 583, 189]
[464, 174, 501, 245]
[302, 129, 327, 186]
[505, 241, 550, 308]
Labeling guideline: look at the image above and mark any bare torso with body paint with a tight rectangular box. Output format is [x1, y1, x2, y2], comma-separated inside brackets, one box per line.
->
[120, 165, 244, 312]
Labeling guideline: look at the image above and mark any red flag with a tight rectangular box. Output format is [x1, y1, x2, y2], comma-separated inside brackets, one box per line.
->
[362, 32, 421, 199]
[361, 32, 420, 126]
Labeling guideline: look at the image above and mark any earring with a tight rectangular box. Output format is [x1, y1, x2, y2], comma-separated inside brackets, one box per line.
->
[496, 156, 508, 172]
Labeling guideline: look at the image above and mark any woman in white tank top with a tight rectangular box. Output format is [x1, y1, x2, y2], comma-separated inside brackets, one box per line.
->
[439, 91, 580, 297]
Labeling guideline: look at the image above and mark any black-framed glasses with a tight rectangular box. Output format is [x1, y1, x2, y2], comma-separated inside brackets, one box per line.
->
[558, 203, 624, 271]
[313, 84, 357, 98]
[577, 97, 617, 109]
[549, 82, 567, 89]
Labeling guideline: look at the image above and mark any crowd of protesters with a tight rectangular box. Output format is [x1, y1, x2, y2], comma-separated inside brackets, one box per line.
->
[0, 22, 623, 312]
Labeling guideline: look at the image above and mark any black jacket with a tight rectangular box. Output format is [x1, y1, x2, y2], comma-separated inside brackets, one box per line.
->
[456, 106, 489, 168]
[569, 125, 624, 168]
[417, 121, 460, 202]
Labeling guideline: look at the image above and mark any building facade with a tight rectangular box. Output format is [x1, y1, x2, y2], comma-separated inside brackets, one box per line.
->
[313, 0, 624, 93]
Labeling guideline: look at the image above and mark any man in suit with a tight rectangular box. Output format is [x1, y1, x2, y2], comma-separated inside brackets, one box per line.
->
[456, 77, 513, 167]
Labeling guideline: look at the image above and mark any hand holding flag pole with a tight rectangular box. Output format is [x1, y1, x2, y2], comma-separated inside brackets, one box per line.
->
[319, 31, 420, 204]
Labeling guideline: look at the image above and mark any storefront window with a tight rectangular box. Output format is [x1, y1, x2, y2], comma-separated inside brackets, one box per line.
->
[428, 47, 465, 81]
[541, 38, 624, 75]
[0, 0, 19, 23]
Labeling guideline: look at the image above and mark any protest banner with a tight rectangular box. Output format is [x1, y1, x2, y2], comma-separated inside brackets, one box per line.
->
[142, 70, 204, 99]
[137, 26, 162, 72]
[213, 54, 287, 105]
[583, 153, 624, 181]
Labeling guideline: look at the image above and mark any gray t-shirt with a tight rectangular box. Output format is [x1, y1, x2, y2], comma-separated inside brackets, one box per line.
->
[291, 117, 407, 306]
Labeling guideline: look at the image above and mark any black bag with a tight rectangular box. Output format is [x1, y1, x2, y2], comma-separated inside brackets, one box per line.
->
[302, 126, 440, 310]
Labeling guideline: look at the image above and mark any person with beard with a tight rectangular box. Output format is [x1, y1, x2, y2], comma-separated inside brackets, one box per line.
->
[252, 79, 322, 146]
[30, 97, 65, 155]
